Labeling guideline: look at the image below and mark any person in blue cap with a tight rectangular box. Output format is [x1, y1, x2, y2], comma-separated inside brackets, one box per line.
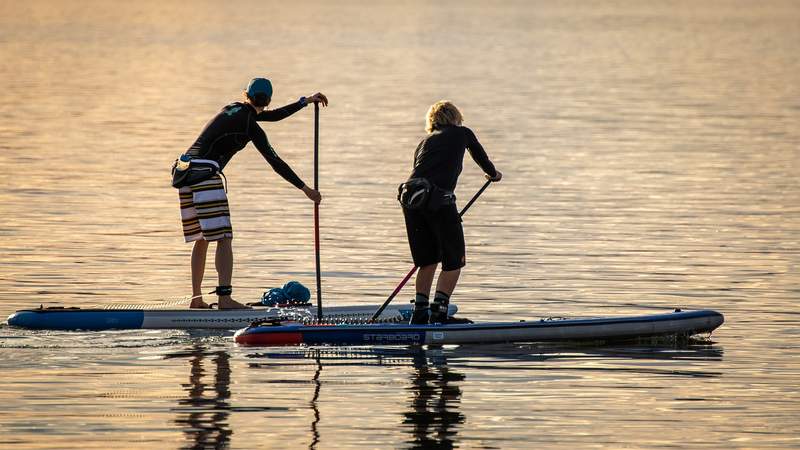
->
[175, 78, 328, 309]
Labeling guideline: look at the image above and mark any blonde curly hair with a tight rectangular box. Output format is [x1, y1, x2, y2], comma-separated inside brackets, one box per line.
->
[425, 100, 463, 133]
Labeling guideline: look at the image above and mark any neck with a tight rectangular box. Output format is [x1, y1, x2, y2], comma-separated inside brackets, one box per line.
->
[245, 100, 265, 114]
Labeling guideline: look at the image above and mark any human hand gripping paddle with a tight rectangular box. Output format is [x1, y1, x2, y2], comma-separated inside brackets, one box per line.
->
[369, 175, 499, 322]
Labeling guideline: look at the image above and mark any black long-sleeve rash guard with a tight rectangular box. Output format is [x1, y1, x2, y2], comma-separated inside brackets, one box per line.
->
[186, 101, 307, 189]
[409, 125, 497, 192]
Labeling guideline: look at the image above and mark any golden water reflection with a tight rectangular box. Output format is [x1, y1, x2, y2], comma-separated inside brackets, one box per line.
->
[1, 0, 798, 447]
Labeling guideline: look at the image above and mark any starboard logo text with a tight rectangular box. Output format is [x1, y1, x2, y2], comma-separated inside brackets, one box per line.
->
[363, 333, 422, 343]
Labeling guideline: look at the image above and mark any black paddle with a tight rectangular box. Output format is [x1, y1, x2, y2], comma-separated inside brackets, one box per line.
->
[369, 179, 493, 322]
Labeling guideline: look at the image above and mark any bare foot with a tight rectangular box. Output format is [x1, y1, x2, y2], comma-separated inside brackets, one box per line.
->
[217, 296, 251, 310]
[190, 297, 211, 309]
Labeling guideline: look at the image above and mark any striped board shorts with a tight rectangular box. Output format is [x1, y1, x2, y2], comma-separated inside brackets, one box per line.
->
[178, 175, 233, 242]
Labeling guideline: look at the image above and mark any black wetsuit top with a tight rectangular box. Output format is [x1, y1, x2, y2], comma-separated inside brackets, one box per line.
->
[409, 125, 497, 192]
[186, 101, 307, 189]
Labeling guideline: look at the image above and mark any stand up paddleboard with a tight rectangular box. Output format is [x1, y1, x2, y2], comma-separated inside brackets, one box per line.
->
[234, 309, 724, 346]
[6, 303, 458, 331]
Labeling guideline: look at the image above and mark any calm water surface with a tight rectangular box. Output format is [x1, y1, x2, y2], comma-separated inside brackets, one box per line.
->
[1, 0, 798, 448]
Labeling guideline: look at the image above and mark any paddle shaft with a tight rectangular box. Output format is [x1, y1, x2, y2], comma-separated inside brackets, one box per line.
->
[314, 103, 323, 320]
[369, 179, 493, 322]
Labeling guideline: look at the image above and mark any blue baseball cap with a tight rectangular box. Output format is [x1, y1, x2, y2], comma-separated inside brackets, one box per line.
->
[246, 78, 273, 98]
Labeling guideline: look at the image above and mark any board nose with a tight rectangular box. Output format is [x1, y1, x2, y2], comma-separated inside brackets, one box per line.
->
[7, 311, 33, 328]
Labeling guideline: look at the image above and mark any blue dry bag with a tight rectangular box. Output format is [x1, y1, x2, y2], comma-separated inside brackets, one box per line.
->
[261, 281, 311, 306]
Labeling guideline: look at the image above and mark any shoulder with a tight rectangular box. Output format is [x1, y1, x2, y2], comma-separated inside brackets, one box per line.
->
[457, 125, 475, 136]
[219, 102, 256, 120]
[457, 126, 480, 142]
[218, 102, 252, 119]
[437, 125, 472, 137]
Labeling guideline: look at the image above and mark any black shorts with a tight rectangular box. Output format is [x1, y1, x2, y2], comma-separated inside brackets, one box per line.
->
[403, 204, 466, 271]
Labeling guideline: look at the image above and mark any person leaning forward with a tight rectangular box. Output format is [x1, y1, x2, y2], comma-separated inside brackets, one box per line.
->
[400, 100, 502, 324]
[174, 77, 327, 309]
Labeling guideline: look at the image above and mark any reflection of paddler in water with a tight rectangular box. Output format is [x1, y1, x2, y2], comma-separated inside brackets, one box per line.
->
[168, 346, 232, 449]
[248, 344, 720, 449]
[303, 349, 464, 450]
[403, 350, 465, 450]
[244, 347, 465, 449]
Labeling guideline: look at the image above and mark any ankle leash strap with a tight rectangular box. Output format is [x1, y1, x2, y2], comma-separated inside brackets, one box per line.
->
[209, 285, 233, 296]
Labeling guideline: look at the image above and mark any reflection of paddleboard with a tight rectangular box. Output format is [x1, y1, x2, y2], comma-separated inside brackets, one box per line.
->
[7, 303, 457, 331]
[234, 309, 724, 346]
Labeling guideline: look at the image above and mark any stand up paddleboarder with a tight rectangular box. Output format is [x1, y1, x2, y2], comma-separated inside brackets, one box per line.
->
[398, 100, 502, 324]
[172, 78, 327, 309]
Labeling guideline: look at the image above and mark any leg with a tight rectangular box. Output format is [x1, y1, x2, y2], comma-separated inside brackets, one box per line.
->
[429, 268, 461, 323]
[415, 263, 437, 298]
[430, 204, 465, 323]
[190, 239, 210, 308]
[409, 263, 437, 324]
[216, 237, 233, 287]
[185, 175, 243, 308]
[214, 237, 248, 309]
[180, 184, 208, 308]
[434, 268, 461, 296]
[404, 208, 440, 324]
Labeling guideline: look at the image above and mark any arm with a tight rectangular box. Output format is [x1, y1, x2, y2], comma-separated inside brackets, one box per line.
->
[255, 93, 329, 122]
[248, 121, 306, 189]
[412, 141, 424, 169]
[255, 100, 306, 122]
[464, 127, 498, 179]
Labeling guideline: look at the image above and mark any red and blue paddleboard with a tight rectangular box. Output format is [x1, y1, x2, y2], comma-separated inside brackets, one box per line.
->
[234, 309, 724, 346]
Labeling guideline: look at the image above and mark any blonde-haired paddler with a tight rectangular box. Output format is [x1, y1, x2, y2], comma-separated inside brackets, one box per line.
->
[400, 101, 502, 324]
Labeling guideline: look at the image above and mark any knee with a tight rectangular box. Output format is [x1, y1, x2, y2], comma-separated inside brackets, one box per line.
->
[213, 238, 233, 254]
[419, 263, 437, 273]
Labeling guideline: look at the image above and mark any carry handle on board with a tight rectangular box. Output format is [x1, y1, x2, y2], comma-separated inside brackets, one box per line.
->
[369, 179, 493, 322]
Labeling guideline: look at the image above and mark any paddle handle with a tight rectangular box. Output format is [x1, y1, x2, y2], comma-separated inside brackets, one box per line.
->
[369, 179, 494, 322]
[459, 179, 492, 217]
[314, 102, 322, 320]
